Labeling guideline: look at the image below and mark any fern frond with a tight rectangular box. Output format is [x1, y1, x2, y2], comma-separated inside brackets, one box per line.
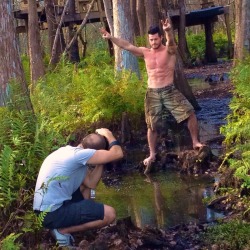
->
[0, 146, 17, 207]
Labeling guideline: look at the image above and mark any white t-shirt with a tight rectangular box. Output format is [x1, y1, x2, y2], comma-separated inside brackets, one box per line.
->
[33, 145, 96, 212]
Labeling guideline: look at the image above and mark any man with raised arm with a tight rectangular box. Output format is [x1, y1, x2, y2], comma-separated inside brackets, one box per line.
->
[100, 19, 203, 174]
[33, 128, 123, 247]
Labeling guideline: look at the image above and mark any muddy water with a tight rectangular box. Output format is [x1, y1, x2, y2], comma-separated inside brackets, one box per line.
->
[96, 172, 224, 229]
[96, 79, 230, 230]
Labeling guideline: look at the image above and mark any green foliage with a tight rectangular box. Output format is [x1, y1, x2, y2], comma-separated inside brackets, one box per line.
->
[203, 220, 250, 249]
[186, 32, 205, 60]
[20, 55, 30, 83]
[213, 31, 229, 57]
[220, 57, 250, 189]
[186, 30, 230, 61]
[135, 35, 147, 47]
[0, 233, 22, 250]
[0, 81, 67, 243]
[0, 146, 17, 207]
[37, 211, 48, 228]
[32, 52, 146, 135]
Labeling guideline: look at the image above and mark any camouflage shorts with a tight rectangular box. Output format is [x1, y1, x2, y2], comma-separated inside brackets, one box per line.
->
[144, 84, 194, 131]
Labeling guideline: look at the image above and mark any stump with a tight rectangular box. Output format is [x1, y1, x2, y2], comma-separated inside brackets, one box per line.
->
[140, 145, 219, 175]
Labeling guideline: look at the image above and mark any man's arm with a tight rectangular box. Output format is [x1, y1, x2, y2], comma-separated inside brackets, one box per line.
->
[100, 28, 144, 57]
[87, 128, 123, 165]
[161, 19, 177, 54]
[83, 165, 104, 189]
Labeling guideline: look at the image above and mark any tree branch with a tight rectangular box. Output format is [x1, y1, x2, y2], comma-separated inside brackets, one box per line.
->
[64, 0, 96, 54]
[49, 0, 71, 65]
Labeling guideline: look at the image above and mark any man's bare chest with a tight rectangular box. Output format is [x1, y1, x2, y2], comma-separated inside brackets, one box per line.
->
[144, 53, 175, 70]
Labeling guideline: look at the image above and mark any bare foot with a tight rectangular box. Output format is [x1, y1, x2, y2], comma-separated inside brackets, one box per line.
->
[193, 142, 204, 150]
[143, 155, 156, 174]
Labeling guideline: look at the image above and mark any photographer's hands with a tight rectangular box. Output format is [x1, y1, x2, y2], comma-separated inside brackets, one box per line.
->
[95, 128, 116, 144]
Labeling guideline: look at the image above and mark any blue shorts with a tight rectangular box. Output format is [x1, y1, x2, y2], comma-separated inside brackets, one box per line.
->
[41, 188, 104, 229]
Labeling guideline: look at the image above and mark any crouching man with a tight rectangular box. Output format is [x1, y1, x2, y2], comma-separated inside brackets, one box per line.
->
[33, 128, 123, 247]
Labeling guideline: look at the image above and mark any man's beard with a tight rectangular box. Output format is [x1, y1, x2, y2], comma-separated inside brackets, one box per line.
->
[151, 44, 161, 49]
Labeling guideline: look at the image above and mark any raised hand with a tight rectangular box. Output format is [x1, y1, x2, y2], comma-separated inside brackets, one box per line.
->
[161, 18, 171, 32]
[100, 27, 111, 39]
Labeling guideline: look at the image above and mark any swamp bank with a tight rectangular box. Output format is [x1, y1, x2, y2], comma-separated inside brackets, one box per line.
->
[33, 61, 250, 250]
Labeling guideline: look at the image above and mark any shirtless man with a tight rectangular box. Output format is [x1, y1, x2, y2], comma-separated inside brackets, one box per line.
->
[100, 19, 203, 173]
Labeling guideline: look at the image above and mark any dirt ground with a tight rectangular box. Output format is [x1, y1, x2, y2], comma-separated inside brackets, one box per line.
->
[185, 60, 234, 99]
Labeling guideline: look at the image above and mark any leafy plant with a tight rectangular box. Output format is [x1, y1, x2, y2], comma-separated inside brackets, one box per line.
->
[0, 146, 17, 207]
[203, 220, 250, 249]
[220, 57, 250, 190]
[31, 53, 146, 136]
[186, 30, 231, 61]
[0, 233, 22, 250]
[186, 32, 205, 61]
[213, 31, 229, 57]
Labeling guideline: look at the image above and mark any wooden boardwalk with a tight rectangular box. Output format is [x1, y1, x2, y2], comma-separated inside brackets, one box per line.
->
[13, 0, 226, 30]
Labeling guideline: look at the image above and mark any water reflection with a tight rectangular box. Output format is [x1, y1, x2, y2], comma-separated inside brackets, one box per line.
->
[96, 171, 224, 229]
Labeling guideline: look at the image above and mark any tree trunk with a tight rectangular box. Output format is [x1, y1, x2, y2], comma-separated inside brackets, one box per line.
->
[0, 0, 32, 109]
[49, 0, 71, 65]
[113, 0, 140, 76]
[144, 0, 160, 28]
[102, 0, 114, 36]
[130, 0, 140, 37]
[178, 0, 190, 66]
[223, 6, 233, 59]
[68, 24, 80, 63]
[234, 0, 250, 64]
[174, 53, 201, 111]
[28, 0, 45, 86]
[136, 0, 146, 37]
[204, 21, 217, 63]
[44, 0, 66, 64]
[67, 0, 80, 63]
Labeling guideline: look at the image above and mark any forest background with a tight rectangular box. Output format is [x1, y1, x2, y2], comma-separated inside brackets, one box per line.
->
[0, 0, 250, 249]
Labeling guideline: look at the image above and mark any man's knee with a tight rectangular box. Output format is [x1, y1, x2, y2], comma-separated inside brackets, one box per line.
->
[103, 205, 116, 224]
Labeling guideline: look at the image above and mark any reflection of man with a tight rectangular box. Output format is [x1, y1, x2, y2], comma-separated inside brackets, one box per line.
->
[145, 174, 165, 228]
[100, 19, 203, 174]
[33, 128, 123, 247]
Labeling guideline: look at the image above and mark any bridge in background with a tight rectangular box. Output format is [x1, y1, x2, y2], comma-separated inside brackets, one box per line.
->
[12, 0, 233, 60]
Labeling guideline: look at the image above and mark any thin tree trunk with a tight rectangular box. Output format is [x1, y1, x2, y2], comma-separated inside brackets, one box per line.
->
[144, 0, 160, 28]
[67, 0, 80, 62]
[204, 21, 217, 63]
[28, 0, 45, 86]
[136, 0, 146, 37]
[44, 0, 66, 64]
[174, 53, 200, 111]
[102, 0, 114, 36]
[130, 0, 140, 37]
[178, 0, 190, 66]
[49, 0, 71, 65]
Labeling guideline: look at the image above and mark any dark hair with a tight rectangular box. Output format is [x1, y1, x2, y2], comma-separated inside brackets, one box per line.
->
[81, 133, 108, 150]
[148, 25, 162, 36]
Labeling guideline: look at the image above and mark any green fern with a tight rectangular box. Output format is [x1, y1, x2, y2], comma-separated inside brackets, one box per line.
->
[0, 233, 22, 250]
[0, 146, 17, 207]
[220, 57, 250, 189]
